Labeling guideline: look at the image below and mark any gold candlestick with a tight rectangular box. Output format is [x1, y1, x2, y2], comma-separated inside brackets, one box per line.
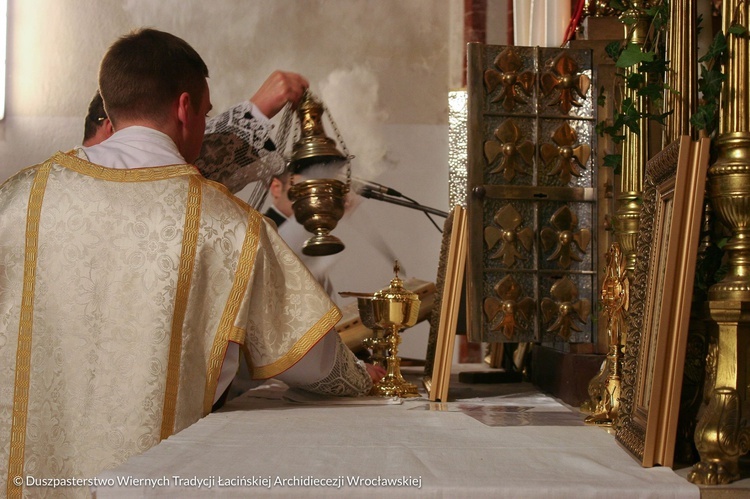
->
[584, 244, 628, 427]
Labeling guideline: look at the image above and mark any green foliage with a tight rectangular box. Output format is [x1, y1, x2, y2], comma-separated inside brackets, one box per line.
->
[691, 15, 748, 138]
[597, 86, 607, 107]
[691, 31, 728, 137]
[699, 65, 726, 99]
[609, 0, 627, 12]
[605, 41, 623, 62]
[638, 82, 665, 101]
[727, 23, 748, 36]
[603, 154, 622, 174]
[698, 31, 726, 63]
[690, 101, 717, 132]
[645, 0, 670, 33]
[688, 15, 748, 294]
[616, 43, 655, 68]
[596, 1, 673, 168]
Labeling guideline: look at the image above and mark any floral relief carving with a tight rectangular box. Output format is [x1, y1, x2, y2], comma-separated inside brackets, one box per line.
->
[540, 205, 591, 269]
[484, 48, 535, 111]
[541, 276, 591, 341]
[485, 204, 534, 267]
[540, 122, 591, 184]
[484, 120, 534, 181]
[483, 275, 535, 340]
[540, 52, 591, 114]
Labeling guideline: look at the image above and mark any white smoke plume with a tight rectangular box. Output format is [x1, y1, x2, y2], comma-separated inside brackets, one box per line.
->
[317, 66, 392, 181]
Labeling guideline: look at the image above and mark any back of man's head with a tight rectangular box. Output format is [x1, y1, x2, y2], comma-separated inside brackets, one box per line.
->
[83, 91, 107, 144]
[98, 28, 209, 128]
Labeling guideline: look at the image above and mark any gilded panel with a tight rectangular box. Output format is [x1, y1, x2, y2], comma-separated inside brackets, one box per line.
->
[467, 43, 597, 345]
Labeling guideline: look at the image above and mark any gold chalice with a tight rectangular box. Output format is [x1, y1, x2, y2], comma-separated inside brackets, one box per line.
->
[337, 291, 390, 369]
[353, 294, 389, 370]
[371, 261, 421, 398]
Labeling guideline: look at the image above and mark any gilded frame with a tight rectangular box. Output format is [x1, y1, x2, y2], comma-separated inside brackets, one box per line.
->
[615, 136, 710, 467]
[423, 205, 468, 402]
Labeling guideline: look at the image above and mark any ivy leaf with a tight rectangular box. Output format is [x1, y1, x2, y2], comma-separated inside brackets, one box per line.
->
[603, 154, 622, 169]
[616, 44, 655, 68]
[699, 31, 727, 63]
[638, 82, 664, 100]
[649, 110, 673, 126]
[698, 67, 727, 100]
[605, 41, 623, 62]
[610, 0, 627, 11]
[609, 133, 626, 145]
[641, 57, 668, 75]
[619, 97, 642, 133]
[597, 86, 606, 107]
[626, 72, 645, 89]
[690, 109, 710, 131]
[728, 23, 748, 36]
[663, 83, 681, 96]
[646, 2, 670, 32]
[595, 120, 606, 136]
[597, 121, 625, 143]
[691, 102, 718, 132]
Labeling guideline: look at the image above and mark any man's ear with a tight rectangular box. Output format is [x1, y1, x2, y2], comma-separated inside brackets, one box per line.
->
[269, 177, 282, 199]
[176, 92, 192, 126]
[102, 118, 114, 139]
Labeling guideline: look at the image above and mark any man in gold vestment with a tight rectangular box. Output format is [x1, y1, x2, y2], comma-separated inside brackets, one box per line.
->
[0, 28, 382, 498]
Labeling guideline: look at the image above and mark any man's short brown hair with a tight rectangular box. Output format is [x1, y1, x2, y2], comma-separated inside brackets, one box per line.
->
[98, 28, 209, 127]
[83, 91, 107, 143]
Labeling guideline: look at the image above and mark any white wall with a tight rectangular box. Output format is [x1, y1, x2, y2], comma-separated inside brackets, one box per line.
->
[0, 0, 459, 359]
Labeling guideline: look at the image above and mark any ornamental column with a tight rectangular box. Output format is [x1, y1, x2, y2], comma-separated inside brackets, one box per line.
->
[689, 0, 750, 485]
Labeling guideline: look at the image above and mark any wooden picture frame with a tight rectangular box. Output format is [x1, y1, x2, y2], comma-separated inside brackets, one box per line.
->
[423, 205, 468, 402]
[615, 136, 710, 467]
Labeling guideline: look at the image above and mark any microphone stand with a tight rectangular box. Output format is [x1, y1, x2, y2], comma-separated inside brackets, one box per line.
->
[361, 189, 449, 218]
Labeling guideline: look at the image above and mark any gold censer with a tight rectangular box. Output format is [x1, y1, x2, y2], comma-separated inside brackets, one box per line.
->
[370, 262, 421, 398]
[283, 90, 352, 256]
[289, 179, 347, 256]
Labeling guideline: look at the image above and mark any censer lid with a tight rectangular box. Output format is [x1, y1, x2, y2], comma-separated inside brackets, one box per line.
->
[289, 91, 346, 174]
[373, 261, 419, 303]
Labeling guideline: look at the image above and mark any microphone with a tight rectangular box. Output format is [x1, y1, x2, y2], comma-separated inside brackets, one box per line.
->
[350, 177, 402, 197]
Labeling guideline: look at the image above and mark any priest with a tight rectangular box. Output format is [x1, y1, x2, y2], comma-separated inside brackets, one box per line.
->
[0, 28, 383, 498]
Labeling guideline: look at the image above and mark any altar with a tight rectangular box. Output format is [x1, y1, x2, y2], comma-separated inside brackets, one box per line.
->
[90, 367, 708, 498]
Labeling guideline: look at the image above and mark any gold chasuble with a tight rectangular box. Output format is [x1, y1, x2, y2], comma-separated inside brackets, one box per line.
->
[0, 152, 340, 498]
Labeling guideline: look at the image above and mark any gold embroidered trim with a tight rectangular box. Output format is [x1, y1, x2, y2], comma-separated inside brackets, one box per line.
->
[202, 212, 262, 415]
[160, 176, 201, 440]
[7, 162, 51, 499]
[53, 151, 198, 182]
[252, 306, 343, 380]
[228, 326, 246, 345]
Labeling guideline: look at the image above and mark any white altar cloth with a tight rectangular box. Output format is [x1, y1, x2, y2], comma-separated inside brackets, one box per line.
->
[92, 378, 699, 498]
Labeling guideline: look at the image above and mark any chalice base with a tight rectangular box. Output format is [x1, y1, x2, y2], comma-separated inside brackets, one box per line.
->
[372, 375, 420, 398]
[371, 356, 420, 398]
[302, 234, 345, 256]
